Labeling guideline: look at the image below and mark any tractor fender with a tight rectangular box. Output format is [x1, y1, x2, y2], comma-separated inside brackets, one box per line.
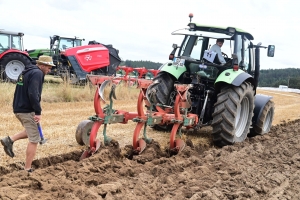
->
[0, 49, 32, 61]
[160, 62, 187, 79]
[214, 69, 255, 92]
[252, 94, 273, 125]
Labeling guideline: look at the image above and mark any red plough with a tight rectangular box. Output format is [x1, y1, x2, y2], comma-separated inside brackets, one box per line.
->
[76, 75, 199, 159]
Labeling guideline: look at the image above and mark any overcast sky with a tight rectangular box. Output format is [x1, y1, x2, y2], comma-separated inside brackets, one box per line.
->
[0, 0, 299, 69]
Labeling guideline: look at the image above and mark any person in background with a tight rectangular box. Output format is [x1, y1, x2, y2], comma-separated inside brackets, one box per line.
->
[0, 55, 55, 172]
[209, 38, 226, 65]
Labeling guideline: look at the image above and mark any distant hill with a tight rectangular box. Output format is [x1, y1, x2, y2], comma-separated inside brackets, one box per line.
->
[259, 68, 300, 89]
[120, 60, 163, 69]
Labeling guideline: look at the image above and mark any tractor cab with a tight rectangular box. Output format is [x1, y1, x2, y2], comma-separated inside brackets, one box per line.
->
[50, 35, 85, 55]
[0, 30, 31, 81]
[0, 30, 24, 53]
[168, 22, 275, 88]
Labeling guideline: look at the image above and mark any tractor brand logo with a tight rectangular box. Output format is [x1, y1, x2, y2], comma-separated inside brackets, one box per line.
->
[85, 55, 92, 61]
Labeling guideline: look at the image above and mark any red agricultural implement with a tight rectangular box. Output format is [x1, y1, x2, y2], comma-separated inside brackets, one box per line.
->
[116, 66, 160, 80]
[76, 13, 276, 160]
[75, 74, 198, 160]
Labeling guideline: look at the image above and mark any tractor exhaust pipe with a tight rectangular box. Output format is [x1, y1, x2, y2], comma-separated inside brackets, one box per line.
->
[254, 47, 260, 88]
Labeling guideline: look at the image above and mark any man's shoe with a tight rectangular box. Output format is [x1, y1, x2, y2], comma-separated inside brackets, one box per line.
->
[1, 136, 15, 158]
[25, 168, 34, 173]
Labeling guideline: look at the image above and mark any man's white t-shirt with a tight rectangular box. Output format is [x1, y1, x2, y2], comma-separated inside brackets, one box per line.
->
[209, 44, 226, 64]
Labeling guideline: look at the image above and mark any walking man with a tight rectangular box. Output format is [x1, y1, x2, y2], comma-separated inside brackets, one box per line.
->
[1, 55, 55, 172]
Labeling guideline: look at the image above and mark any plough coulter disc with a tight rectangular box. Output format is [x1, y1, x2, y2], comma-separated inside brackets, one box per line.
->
[75, 120, 94, 146]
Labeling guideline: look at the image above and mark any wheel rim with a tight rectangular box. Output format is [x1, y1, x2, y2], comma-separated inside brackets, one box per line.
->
[263, 109, 273, 132]
[5, 60, 25, 80]
[235, 97, 250, 137]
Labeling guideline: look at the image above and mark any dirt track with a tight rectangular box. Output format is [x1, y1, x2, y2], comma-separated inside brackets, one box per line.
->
[0, 119, 300, 200]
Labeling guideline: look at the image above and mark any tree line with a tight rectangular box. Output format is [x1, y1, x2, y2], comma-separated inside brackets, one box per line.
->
[120, 60, 300, 89]
[259, 68, 300, 89]
[120, 60, 163, 70]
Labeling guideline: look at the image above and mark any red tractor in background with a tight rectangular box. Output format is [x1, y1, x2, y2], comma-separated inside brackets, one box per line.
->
[0, 30, 32, 82]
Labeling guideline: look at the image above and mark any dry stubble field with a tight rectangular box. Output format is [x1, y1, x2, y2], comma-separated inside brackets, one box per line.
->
[0, 81, 300, 199]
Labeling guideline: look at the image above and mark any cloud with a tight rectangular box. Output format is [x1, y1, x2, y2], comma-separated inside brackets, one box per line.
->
[0, 0, 299, 69]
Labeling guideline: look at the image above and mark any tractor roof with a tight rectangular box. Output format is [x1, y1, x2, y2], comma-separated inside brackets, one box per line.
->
[0, 30, 24, 36]
[178, 23, 254, 40]
[53, 35, 84, 40]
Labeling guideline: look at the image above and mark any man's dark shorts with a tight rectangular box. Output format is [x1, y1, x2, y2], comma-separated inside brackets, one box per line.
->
[15, 112, 40, 143]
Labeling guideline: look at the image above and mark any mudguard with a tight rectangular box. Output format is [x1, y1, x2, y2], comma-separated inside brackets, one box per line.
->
[160, 61, 187, 79]
[215, 69, 254, 91]
[252, 94, 273, 125]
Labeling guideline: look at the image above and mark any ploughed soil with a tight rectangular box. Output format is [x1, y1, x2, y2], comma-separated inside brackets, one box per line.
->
[1, 119, 300, 200]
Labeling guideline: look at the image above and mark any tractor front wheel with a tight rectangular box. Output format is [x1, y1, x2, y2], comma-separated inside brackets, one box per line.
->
[212, 82, 255, 147]
[146, 72, 175, 131]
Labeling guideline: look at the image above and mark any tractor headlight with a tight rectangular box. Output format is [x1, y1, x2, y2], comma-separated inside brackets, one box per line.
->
[189, 23, 195, 30]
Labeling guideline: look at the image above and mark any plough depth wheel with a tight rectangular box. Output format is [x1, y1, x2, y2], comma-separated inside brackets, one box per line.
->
[75, 120, 94, 146]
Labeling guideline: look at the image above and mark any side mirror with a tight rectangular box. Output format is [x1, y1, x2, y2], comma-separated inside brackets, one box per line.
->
[267, 45, 275, 57]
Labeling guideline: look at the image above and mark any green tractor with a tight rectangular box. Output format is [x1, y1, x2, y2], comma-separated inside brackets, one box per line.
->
[146, 14, 275, 147]
[0, 30, 32, 81]
[27, 35, 84, 75]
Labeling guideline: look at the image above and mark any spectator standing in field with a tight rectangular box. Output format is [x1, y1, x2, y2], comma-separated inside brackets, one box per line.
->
[1, 55, 54, 172]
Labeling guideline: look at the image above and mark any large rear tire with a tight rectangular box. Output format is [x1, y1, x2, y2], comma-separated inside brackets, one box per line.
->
[250, 100, 274, 136]
[0, 53, 31, 82]
[146, 72, 175, 131]
[212, 82, 255, 147]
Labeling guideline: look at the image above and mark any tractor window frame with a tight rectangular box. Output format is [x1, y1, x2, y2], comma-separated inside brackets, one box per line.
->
[0, 34, 10, 51]
[243, 36, 251, 71]
[11, 35, 22, 50]
[234, 34, 243, 65]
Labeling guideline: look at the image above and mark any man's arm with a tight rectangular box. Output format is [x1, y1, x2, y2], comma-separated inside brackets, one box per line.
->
[27, 71, 43, 115]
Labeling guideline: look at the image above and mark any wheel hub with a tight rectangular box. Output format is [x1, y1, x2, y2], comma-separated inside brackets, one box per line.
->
[5, 60, 25, 80]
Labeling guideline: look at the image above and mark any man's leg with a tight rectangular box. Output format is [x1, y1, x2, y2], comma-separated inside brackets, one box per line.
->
[24, 142, 38, 170]
[1, 130, 28, 158]
[10, 130, 28, 142]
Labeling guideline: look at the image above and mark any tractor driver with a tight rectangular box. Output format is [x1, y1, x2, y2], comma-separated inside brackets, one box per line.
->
[209, 39, 226, 65]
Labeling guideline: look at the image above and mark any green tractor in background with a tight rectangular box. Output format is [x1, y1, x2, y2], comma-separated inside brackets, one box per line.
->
[27, 35, 84, 76]
[146, 14, 276, 147]
[0, 30, 32, 82]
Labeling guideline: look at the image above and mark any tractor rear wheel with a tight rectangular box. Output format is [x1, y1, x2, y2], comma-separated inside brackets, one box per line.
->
[250, 100, 274, 136]
[0, 53, 31, 82]
[212, 82, 255, 147]
[146, 72, 175, 131]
